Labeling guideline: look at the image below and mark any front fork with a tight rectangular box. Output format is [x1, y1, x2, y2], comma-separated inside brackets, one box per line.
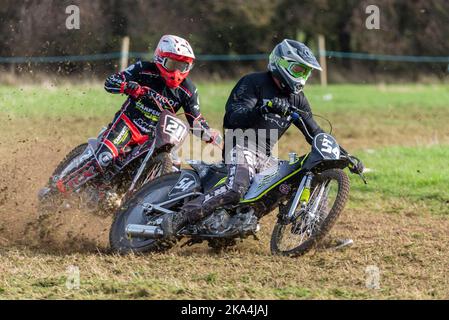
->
[286, 173, 313, 222]
[126, 140, 156, 196]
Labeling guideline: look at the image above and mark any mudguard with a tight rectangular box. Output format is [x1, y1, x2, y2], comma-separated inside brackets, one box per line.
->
[155, 110, 189, 150]
[87, 138, 100, 152]
[301, 133, 347, 172]
[187, 160, 227, 192]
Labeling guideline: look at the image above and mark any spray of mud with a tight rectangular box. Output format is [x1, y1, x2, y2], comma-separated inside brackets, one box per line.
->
[0, 116, 112, 254]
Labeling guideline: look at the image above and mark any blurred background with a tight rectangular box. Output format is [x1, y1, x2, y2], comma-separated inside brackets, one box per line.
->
[0, 0, 448, 84]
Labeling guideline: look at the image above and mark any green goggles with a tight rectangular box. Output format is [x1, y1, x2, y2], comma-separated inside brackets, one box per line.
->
[278, 58, 312, 80]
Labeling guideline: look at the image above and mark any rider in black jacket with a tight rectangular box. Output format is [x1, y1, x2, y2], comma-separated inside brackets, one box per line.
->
[223, 71, 324, 153]
[160, 39, 363, 238]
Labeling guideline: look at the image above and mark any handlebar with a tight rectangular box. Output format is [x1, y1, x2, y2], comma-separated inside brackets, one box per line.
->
[265, 100, 367, 184]
[265, 100, 304, 121]
[346, 154, 367, 184]
[290, 112, 300, 121]
[142, 86, 224, 149]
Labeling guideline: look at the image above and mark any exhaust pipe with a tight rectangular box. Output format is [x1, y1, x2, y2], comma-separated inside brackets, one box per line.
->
[126, 224, 164, 239]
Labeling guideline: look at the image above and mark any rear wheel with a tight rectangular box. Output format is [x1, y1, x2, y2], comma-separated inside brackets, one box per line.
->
[38, 143, 89, 211]
[270, 169, 350, 257]
[147, 152, 174, 180]
[109, 172, 181, 254]
[120, 151, 174, 204]
[35, 143, 89, 241]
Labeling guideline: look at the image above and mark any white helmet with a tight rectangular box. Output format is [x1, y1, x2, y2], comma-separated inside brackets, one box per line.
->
[154, 35, 195, 88]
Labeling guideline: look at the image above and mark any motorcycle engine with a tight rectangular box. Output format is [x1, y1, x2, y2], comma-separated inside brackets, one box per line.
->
[194, 208, 259, 237]
[198, 209, 231, 235]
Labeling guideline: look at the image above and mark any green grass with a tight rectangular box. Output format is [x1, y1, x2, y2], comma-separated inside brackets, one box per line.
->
[349, 145, 449, 215]
[304, 83, 449, 112]
[0, 85, 122, 118]
[1, 83, 448, 118]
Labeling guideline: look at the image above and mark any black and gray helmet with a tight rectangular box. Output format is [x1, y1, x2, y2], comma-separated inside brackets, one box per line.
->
[268, 39, 322, 94]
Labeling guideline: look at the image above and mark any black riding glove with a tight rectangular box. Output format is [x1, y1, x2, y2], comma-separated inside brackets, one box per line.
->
[259, 98, 291, 116]
[348, 155, 365, 174]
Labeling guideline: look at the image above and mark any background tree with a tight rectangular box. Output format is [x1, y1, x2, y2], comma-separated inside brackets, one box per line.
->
[0, 0, 447, 81]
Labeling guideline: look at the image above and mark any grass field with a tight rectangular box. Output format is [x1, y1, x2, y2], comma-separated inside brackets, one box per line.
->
[0, 83, 448, 299]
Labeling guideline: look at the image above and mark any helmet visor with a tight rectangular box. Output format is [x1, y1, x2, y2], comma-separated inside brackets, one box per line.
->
[163, 57, 192, 73]
[279, 58, 312, 80]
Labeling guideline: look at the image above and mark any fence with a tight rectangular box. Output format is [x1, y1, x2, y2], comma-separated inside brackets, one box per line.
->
[1, 38, 448, 85]
[1, 51, 448, 64]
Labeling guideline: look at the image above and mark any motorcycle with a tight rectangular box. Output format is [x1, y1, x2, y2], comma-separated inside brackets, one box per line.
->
[38, 91, 191, 214]
[109, 106, 366, 256]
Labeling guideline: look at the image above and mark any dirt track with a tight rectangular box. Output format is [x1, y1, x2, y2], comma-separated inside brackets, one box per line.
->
[0, 116, 112, 251]
[0, 116, 448, 299]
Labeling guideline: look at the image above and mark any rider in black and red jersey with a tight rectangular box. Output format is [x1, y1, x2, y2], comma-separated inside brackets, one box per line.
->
[41, 35, 220, 196]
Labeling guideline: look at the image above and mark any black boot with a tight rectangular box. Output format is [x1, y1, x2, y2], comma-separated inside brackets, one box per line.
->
[160, 195, 206, 239]
[160, 210, 189, 239]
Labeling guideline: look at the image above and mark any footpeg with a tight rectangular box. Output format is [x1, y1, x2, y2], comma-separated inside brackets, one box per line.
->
[333, 238, 354, 250]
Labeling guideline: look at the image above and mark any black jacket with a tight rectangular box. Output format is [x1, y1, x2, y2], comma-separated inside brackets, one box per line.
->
[223, 71, 324, 154]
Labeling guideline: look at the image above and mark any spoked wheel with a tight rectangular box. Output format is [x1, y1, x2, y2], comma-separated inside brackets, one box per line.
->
[38, 142, 121, 217]
[121, 152, 174, 204]
[142, 152, 173, 185]
[38, 143, 89, 210]
[109, 172, 181, 254]
[34, 143, 91, 240]
[270, 169, 350, 257]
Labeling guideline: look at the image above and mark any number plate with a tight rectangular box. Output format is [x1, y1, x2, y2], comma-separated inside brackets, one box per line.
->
[313, 133, 340, 159]
[163, 115, 187, 142]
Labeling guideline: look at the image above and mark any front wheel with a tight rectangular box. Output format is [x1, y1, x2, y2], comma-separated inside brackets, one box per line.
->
[141, 151, 174, 185]
[34, 143, 90, 241]
[121, 151, 174, 204]
[270, 169, 350, 257]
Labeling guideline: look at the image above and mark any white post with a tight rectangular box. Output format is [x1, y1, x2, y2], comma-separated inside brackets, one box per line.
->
[120, 36, 130, 71]
[10, 63, 16, 76]
[318, 34, 328, 86]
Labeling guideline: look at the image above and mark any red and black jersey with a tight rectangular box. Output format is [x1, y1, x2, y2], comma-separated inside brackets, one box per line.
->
[104, 61, 210, 135]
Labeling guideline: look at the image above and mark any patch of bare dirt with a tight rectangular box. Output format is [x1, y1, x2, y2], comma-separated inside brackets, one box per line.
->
[0, 116, 111, 253]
